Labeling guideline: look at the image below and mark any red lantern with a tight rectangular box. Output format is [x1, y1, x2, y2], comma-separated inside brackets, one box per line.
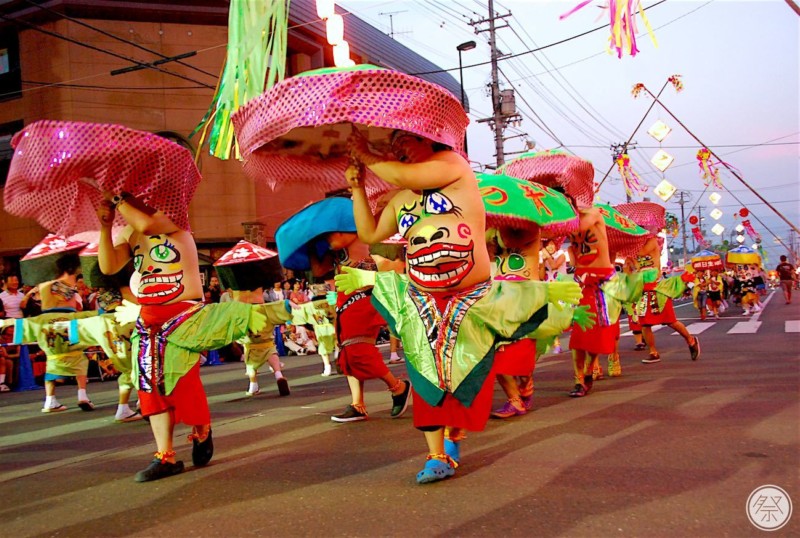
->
[689, 215, 699, 225]
[740, 207, 749, 218]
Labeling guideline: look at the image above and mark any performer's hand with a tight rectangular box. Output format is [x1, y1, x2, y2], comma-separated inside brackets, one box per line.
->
[546, 281, 582, 305]
[334, 266, 376, 295]
[571, 305, 596, 331]
[345, 160, 365, 189]
[248, 306, 267, 335]
[113, 300, 141, 325]
[347, 131, 384, 166]
[96, 200, 115, 228]
[680, 271, 695, 283]
[325, 290, 338, 305]
[288, 300, 300, 310]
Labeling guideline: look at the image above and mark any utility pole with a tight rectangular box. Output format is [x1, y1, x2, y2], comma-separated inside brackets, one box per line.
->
[696, 205, 705, 237]
[471, 0, 513, 168]
[676, 190, 691, 266]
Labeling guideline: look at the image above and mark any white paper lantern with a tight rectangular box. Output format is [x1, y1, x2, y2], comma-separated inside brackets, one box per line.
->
[711, 223, 725, 236]
[654, 179, 677, 202]
[650, 150, 675, 172]
[326, 14, 344, 45]
[708, 192, 721, 205]
[710, 208, 723, 220]
[736, 234, 745, 243]
[316, 0, 335, 19]
[333, 41, 351, 67]
[736, 224, 745, 233]
[647, 120, 672, 142]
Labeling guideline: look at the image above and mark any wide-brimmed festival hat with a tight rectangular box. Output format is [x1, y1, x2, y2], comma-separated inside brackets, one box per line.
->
[275, 197, 357, 271]
[79, 243, 133, 289]
[213, 240, 282, 291]
[4, 120, 201, 235]
[498, 149, 596, 209]
[478, 172, 579, 237]
[231, 64, 467, 201]
[615, 201, 666, 237]
[593, 203, 650, 258]
[726, 245, 761, 266]
[690, 249, 724, 272]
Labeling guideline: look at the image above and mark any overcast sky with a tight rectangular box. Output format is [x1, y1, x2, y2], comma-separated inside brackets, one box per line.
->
[340, 0, 799, 261]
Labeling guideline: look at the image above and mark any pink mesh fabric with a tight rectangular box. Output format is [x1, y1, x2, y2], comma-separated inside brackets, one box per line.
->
[605, 227, 647, 259]
[232, 67, 467, 199]
[500, 151, 595, 209]
[4, 120, 202, 235]
[615, 202, 666, 236]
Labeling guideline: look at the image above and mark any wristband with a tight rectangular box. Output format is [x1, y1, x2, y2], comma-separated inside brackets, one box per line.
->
[111, 193, 129, 208]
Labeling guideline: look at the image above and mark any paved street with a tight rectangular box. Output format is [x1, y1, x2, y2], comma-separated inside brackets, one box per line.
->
[1, 291, 798, 537]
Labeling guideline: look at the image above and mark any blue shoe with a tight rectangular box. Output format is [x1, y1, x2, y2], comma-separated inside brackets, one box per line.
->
[416, 458, 456, 484]
[444, 439, 460, 463]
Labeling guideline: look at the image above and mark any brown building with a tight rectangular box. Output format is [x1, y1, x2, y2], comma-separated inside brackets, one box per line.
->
[0, 0, 462, 278]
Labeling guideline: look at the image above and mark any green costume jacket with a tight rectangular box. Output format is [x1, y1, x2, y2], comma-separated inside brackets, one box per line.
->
[292, 299, 336, 356]
[238, 300, 292, 372]
[71, 314, 135, 389]
[10, 310, 97, 377]
[371, 273, 552, 408]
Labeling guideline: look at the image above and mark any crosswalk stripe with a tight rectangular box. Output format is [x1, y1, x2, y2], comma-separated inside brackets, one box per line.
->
[728, 321, 761, 334]
[786, 320, 800, 333]
[671, 322, 715, 335]
[620, 325, 663, 337]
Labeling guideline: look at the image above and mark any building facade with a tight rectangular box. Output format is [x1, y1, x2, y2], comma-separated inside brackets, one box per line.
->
[0, 0, 462, 277]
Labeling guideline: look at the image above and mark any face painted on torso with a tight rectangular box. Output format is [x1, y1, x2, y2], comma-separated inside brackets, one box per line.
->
[131, 230, 202, 305]
[569, 208, 611, 268]
[490, 227, 541, 282]
[635, 237, 661, 271]
[396, 186, 489, 291]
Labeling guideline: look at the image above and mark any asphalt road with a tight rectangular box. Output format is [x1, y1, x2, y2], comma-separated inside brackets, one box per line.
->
[1, 290, 798, 537]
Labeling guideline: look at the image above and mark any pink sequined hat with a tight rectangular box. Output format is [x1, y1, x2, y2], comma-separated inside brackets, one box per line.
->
[231, 64, 468, 199]
[498, 149, 596, 209]
[4, 120, 202, 236]
[615, 202, 666, 236]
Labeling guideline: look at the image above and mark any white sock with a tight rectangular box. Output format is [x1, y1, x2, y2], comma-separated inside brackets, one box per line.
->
[0, 374, 5, 384]
[248, 382, 259, 394]
[390, 352, 400, 360]
[77, 389, 88, 402]
[322, 364, 331, 375]
[274, 371, 284, 380]
[116, 403, 131, 414]
[44, 396, 56, 407]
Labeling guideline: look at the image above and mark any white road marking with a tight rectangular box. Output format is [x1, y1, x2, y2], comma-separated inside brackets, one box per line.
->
[671, 322, 715, 335]
[786, 320, 800, 333]
[727, 322, 762, 334]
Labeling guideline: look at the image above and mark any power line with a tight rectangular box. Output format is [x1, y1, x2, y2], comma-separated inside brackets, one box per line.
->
[0, 12, 215, 89]
[22, 0, 217, 80]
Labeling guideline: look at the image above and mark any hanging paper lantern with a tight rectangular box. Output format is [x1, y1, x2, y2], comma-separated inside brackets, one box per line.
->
[632, 83, 646, 98]
[326, 14, 344, 45]
[736, 234, 745, 244]
[333, 41, 351, 67]
[708, 192, 721, 205]
[316, 0, 335, 19]
[711, 223, 725, 236]
[709, 208, 723, 220]
[615, 153, 647, 198]
[650, 149, 674, 172]
[647, 120, 671, 142]
[654, 178, 676, 202]
[689, 215, 699, 225]
[736, 224, 744, 233]
[740, 207, 750, 218]
[559, 0, 658, 58]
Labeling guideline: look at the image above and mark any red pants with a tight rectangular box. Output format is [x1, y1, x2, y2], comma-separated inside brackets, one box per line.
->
[493, 339, 537, 376]
[138, 363, 210, 426]
[338, 342, 389, 380]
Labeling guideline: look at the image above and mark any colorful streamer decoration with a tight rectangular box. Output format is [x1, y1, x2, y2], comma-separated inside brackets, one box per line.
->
[691, 226, 709, 248]
[665, 213, 679, 237]
[741, 219, 761, 241]
[615, 153, 647, 198]
[668, 74, 684, 93]
[559, 0, 658, 58]
[192, 0, 289, 160]
[696, 148, 723, 189]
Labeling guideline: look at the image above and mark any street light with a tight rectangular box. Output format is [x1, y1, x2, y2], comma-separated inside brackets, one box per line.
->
[456, 40, 476, 155]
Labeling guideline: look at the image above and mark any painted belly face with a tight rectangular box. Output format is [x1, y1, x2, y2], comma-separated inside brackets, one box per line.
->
[133, 234, 186, 305]
[570, 228, 600, 266]
[399, 191, 475, 289]
[491, 230, 539, 282]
